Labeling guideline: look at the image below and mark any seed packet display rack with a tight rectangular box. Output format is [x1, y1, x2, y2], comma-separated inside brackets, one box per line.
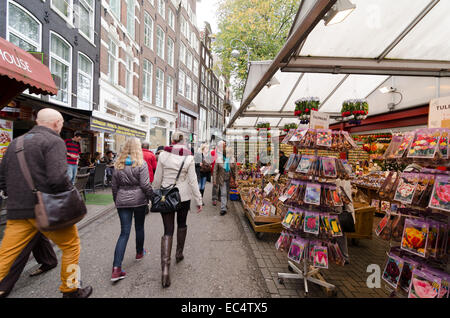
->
[276, 128, 358, 297]
[376, 128, 450, 298]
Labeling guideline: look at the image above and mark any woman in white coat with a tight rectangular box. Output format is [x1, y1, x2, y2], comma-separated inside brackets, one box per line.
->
[152, 132, 202, 287]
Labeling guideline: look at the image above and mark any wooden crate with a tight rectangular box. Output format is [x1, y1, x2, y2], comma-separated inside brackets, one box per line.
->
[346, 206, 375, 240]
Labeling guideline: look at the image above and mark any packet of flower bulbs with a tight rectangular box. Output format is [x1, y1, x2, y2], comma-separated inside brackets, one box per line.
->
[399, 257, 420, 293]
[375, 213, 391, 237]
[408, 269, 441, 298]
[426, 220, 440, 258]
[407, 128, 440, 159]
[282, 129, 297, 144]
[383, 135, 404, 160]
[313, 246, 329, 269]
[322, 157, 337, 178]
[437, 128, 449, 159]
[296, 155, 315, 174]
[288, 237, 307, 264]
[382, 253, 405, 289]
[304, 183, 321, 206]
[316, 129, 332, 148]
[304, 211, 320, 235]
[428, 175, 450, 212]
[394, 173, 418, 204]
[329, 215, 343, 237]
[401, 218, 429, 258]
[281, 210, 295, 229]
[392, 132, 415, 158]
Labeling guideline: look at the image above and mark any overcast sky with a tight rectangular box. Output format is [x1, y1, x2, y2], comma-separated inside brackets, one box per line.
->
[196, 0, 219, 33]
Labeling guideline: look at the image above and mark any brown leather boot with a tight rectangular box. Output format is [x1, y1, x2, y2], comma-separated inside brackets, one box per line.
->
[62, 286, 93, 298]
[161, 235, 173, 288]
[176, 227, 187, 263]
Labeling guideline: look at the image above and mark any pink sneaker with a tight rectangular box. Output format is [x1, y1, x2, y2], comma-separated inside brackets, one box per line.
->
[136, 249, 148, 261]
[111, 267, 126, 282]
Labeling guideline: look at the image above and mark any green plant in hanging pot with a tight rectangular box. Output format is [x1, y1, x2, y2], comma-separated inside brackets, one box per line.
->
[294, 97, 320, 124]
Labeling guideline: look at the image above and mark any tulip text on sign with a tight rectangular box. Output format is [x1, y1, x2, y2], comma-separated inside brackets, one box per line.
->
[0, 48, 32, 73]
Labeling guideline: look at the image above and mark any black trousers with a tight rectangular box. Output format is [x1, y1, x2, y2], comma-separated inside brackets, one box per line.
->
[0, 232, 57, 296]
[160, 201, 191, 236]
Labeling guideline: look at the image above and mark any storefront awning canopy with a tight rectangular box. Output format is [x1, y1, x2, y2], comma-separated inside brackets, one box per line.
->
[0, 37, 58, 106]
[229, 0, 450, 129]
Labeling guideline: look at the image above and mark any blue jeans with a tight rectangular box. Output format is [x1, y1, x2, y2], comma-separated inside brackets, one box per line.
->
[113, 206, 146, 267]
[198, 176, 207, 191]
[67, 164, 78, 185]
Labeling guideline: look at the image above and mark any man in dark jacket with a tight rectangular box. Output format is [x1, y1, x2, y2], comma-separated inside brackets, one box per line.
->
[0, 108, 92, 298]
[279, 151, 288, 174]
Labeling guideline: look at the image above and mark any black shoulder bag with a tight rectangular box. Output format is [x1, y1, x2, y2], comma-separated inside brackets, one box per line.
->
[150, 157, 187, 214]
[16, 135, 87, 231]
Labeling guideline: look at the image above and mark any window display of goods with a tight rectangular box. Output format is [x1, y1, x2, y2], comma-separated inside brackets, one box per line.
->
[294, 97, 320, 124]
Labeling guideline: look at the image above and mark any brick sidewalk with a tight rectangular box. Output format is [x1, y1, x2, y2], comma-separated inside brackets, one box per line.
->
[232, 201, 392, 298]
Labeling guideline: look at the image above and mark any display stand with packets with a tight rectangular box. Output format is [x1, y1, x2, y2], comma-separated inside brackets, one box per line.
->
[276, 127, 358, 297]
[376, 134, 450, 298]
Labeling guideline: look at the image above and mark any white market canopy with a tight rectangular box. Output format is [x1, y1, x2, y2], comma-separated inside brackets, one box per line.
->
[228, 0, 450, 129]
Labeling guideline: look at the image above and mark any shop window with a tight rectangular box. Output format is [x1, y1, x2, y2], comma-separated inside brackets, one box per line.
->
[50, 32, 72, 106]
[79, 0, 94, 42]
[156, 26, 165, 60]
[156, 68, 164, 108]
[7, 1, 41, 52]
[51, 0, 73, 23]
[142, 59, 153, 103]
[144, 12, 153, 50]
[77, 53, 93, 110]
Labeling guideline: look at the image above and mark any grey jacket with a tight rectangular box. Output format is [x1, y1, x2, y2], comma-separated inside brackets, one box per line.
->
[0, 126, 73, 220]
[112, 162, 154, 208]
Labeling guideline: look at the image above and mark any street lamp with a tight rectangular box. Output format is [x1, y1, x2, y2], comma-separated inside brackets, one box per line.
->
[230, 38, 250, 70]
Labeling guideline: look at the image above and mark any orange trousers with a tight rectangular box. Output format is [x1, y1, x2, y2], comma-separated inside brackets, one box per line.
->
[0, 219, 80, 293]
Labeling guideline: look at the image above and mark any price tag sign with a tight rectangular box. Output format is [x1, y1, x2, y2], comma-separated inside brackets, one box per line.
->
[264, 182, 274, 195]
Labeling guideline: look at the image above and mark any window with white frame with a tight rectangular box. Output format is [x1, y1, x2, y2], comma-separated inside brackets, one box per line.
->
[186, 51, 192, 72]
[142, 59, 152, 103]
[199, 107, 206, 142]
[79, 0, 94, 42]
[126, 0, 135, 40]
[77, 53, 93, 110]
[178, 70, 185, 96]
[181, 16, 187, 39]
[166, 75, 173, 111]
[144, 12, 153, 50]
[185, 76, 191, 101]
[51, 0, 73, 22]
[108, 38, 118, 84]
[193, 58, 199, 78]
[157, 0, 165, 19]
[7, 1, 41, 52]
[125, 55, 133, 94]
[168, 9, 175, 30]
[110, 0, 120, 19]
[192, 82, 198, 103]
[180, 42, 186, 66]
[156, 26, 165, 60]
[50, 32, 71, 105]
[167, 37, 174, 68]
[155, 68, 164, 108]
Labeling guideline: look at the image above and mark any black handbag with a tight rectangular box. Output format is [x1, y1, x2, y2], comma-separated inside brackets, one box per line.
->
[150, 157, 187, 214]
[338, 210, 355, 233]
[16, 135, 87, 231]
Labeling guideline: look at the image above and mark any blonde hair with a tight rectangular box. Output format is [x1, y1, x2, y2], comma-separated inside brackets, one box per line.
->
[114, 138, 144, 170]
[199, 143, 209, 153]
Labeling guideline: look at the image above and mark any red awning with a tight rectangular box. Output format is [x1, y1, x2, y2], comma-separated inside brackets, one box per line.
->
[0, 36, 58, 105]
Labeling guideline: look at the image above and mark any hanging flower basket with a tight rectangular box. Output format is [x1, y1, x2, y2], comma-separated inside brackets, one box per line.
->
[294, 97, 320, 125]
[341, 99, 368, 124]
[283, 123, 298, 132]
[256, 122, 270, 131]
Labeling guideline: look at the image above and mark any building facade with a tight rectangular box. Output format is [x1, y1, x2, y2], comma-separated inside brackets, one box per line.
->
[0, 0, 101, 152]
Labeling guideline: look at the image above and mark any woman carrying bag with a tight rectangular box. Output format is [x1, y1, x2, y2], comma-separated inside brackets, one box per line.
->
[111, 138, 154, 282]
[195, 143, 211, 204]
[152, 132, 202, 288]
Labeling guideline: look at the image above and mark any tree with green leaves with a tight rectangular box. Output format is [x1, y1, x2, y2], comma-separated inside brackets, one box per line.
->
[214, 0, 300, 100]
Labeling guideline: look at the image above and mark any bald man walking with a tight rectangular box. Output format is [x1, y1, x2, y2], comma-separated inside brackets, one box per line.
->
[0, 108, 92, 298]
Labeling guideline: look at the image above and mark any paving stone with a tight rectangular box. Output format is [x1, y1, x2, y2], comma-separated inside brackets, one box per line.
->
[265, 279, 279, 294]
[278, 289, 299, 296]
[271, 294, 281, 298]
[260, 268, 272, 279]
[256, 258, 266, 268]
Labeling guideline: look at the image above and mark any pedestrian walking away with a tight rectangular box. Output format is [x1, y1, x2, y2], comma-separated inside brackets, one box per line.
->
[0, 232, 57, 298]
[111, 138, 154, 282]
[213, 142, 236, 216]
[142, 141, 157, 183]
[152, 131, 202, 288]
[195, 143, 211, 205]
[65, 131, 83, 185]
[0, 108, 92, 298]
